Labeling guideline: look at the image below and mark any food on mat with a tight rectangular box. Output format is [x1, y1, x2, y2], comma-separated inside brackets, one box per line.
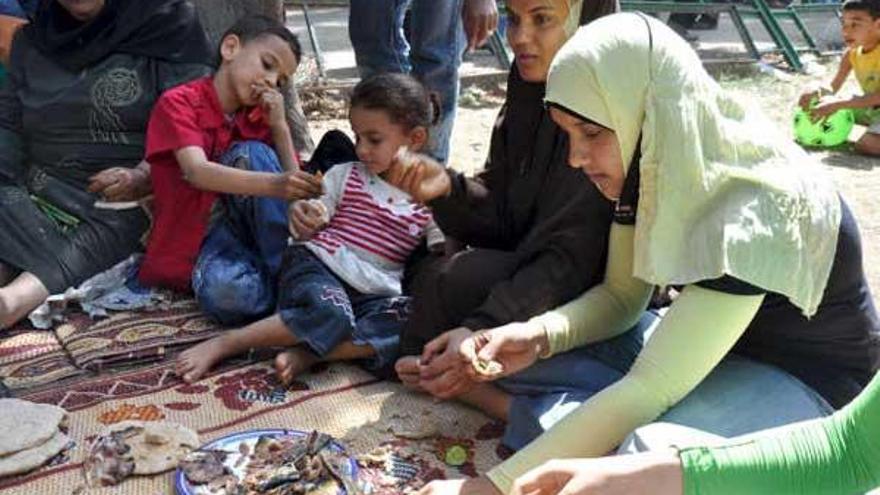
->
[84, 420, 199, 486]
[180, 450, 231, 484]
[383, 410, 438, 440]
[0, 398, 67, 456]
[0, 430, 70, 478]
[111, 420, 199, 475]
[84, 427, 136, 486]
[0, 399, 69, 477]
[179, 429, 359, 494]
[358, 444, 432, 492]
[443, 445, 468, 467]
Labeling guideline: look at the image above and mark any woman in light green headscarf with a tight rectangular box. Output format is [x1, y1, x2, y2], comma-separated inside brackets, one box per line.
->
[417, 12, 880, 495]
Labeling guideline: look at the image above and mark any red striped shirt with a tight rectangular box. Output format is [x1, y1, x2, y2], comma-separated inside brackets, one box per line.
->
[312, 166, 431, 264]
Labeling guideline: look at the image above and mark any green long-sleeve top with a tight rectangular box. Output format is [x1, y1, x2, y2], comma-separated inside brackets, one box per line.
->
[681, 370, 880, 494]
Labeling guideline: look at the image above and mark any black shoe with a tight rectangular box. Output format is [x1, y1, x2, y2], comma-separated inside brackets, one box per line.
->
[691, 14, 719, 30]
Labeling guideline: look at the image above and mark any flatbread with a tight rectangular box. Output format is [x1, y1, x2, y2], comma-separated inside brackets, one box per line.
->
[0, 399, 66, 456]
[384, 410, 438, 440]
[104, 421, 199, 475]
[0, 430, 69, 477]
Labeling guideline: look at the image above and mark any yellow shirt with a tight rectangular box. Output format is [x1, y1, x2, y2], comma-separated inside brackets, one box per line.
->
[849, 45, 880, 94]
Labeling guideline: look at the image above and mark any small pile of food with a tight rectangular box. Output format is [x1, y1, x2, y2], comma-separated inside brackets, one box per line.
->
[0, 399, 69, 478]
[180, 430, 359, 494]
[84, 420, 199, 486]
[471, 356, 503, 377]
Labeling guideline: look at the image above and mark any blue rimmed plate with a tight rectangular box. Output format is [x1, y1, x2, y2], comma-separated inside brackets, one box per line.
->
[175, 428, 357, 494]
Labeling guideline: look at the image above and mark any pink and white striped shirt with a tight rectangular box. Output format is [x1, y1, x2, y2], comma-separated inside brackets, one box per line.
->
[291, 162, 443, 295]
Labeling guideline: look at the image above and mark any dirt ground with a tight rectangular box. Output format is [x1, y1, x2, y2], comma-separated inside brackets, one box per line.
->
[302, 57, 880, 306]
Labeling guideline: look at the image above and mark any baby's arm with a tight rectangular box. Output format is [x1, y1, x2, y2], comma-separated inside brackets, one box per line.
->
[289, 165, 346, 240]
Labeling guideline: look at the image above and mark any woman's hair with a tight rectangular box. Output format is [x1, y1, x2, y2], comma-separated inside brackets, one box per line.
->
[843, 0, 880, 18]
[219, 15, 302, 64]
[349, 73, 441, 131]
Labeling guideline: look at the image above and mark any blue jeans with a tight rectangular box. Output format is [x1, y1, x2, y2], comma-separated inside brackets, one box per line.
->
[192, 141, 290, 325]
[618, 355, 834, 454]
[348, 0, 465, 163]
[643, 355, 832, 437]
[499, 312, 661, 449]
[499, 311, 833, 451]
[277, 245, 407, 371]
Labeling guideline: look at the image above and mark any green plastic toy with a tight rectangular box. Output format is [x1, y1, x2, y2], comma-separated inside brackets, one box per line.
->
[793, 105, 855, 148]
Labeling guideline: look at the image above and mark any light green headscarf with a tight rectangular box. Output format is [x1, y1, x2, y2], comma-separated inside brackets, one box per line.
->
[563, 0, 585, 37]
[545, 13, 841, 316]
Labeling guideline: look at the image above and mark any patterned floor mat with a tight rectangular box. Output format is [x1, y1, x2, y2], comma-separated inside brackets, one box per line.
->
[0, 360, 505, 494]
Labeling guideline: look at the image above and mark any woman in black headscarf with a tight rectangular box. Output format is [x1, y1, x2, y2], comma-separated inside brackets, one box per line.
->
[0, 0, 212, 327]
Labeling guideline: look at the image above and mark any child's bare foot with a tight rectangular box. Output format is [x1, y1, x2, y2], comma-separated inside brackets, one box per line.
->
[274, 347, 320, 386]
[176, 335, 238, 383]
[395, 355, 425, 392]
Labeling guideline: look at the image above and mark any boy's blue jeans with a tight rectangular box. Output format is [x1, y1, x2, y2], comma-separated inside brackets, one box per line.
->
[192, 141, 289, 325]
[348, 0, 465, 163]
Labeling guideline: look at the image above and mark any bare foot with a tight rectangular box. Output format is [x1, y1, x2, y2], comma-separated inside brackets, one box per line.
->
[394, 355, 425, 392]
[176, 335, 238, 383]
[274, 347, 320, 386]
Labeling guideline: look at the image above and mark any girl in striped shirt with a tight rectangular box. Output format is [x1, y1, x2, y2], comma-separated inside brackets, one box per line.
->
[176, 73, 444, 384]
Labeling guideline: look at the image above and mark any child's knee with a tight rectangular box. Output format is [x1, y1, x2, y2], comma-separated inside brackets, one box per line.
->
[221, 141, 281, 173]
[195, 269, 273, 325]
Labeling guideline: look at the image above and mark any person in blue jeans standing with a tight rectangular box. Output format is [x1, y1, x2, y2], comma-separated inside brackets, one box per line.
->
[348, 0, 498, 163]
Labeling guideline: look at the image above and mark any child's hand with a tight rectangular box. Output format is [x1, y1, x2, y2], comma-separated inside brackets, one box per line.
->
[810, 101, 843, 122]
[385, 148, 452, 203]
[272, 170, 323, 200]
[255, 85, 287, 129]
[289, 200, 328, 240]
[798, 90, 818, 110]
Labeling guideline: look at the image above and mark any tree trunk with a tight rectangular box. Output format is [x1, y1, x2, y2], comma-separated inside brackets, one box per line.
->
[191, 0, 316, 158]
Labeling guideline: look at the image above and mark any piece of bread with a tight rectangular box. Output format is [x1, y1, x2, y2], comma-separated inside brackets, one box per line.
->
[0, 399, 66, 457]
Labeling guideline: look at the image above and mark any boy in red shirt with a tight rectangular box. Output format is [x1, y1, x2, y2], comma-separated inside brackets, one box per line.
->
[139, 16, 322, 323]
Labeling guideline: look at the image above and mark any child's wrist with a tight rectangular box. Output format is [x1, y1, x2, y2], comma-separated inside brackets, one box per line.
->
[270, 120, 290, 132]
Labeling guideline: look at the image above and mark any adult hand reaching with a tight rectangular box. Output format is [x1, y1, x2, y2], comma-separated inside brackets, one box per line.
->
[510, 453, 684, 495]
[87, 165, 152, 202]
[417, 327, 477, 399]
[462, 0, 499, 52]
[461, 321, 549, 381]
[385, 149, 452, 203]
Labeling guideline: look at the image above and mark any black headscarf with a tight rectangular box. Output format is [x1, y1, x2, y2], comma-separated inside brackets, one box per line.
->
[502, 0, 620, 177]
[23, 0, 212, 72]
